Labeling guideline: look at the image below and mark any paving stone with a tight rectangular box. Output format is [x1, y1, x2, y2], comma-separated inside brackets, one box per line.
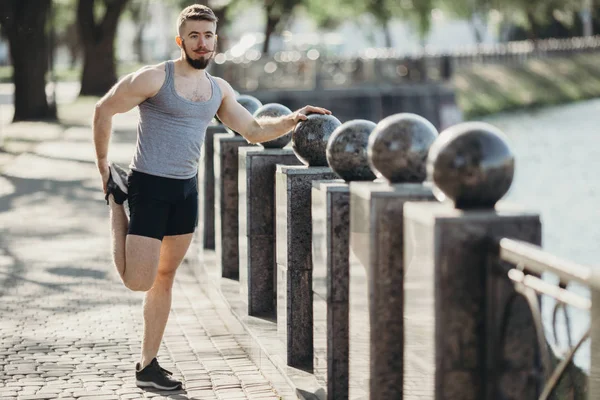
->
[0, 120, 283, 400]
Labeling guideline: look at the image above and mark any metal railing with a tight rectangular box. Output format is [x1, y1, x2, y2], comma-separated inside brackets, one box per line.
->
[497, 238, 595, 399]
[210, 35, 600, 91]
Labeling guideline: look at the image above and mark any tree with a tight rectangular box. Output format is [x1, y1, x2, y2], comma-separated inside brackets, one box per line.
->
[127, 0, 150, 64]
[437, 0, 493, 43]
[53, 0, 81, 69]
[78, 0, 130, 97]
[0, 0, 57, 121]
[261, 0, 301, 53]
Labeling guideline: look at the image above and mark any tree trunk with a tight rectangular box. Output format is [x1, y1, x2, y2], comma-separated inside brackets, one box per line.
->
[134, 24, 145, 64]
[132, 0, 148, 64]
[78, 0, 129, 97]
[383, 19, 393, 48]
[65, 23, 81, 69]
[470, 14, 484, 44]
[213, 7, 229, 51]
[0, 0, 56, 121]
[263, 13, 279, 54]
[526, 10, 540, 42]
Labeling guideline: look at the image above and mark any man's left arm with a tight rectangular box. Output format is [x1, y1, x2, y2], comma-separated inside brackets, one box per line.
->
[215, 78, 331, 144]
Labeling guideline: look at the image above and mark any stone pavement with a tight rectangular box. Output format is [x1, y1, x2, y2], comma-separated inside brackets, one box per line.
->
[0, 102, 287, 399]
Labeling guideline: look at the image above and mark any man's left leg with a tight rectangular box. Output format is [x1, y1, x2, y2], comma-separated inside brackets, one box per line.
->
[139, 233, 193, 369]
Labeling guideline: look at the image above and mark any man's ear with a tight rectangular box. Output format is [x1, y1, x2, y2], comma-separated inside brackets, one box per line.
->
[175, 36, 183, 47]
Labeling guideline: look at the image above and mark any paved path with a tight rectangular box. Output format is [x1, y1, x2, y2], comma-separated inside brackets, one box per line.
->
[0, 106, 284, 399]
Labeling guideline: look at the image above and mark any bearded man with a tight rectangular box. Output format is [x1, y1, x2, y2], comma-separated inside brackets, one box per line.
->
[93, 4, 330, 390]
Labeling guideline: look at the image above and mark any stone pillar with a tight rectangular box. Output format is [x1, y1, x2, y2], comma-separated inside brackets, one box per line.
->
[312, 180, 349, 399]
[411, 121, 541, 398]
[238, 147, 303, 317]
[214, 132, 255, 280]
[403, 202, 541, 399]
[349, 182, 435, 400]
[200, 124, 227, 250]
[276, 165, 338, 369]
[310, 118, 379, 398]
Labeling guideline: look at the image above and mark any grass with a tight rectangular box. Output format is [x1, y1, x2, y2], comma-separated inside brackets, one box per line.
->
[455, 53, 600, 119]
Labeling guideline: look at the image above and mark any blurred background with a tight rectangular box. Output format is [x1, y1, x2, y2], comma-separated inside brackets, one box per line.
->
[0, 0, 599, 122]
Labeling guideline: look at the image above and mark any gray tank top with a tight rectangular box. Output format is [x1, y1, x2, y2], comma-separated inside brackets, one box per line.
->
[130, 60, 223, 179]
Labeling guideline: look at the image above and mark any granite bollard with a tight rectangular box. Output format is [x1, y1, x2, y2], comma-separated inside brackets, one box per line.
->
[275, 113, 341, 369]
[312, 119, 377, 399]
[402, 122, 540, 398]
[200, 123, 227, 249]
[239, 146, 303, 317]
[213, 95, 262, 279]
[239, 103, 303, 317]
[348, 113, 438, 399]
[214, 132, 256, 279]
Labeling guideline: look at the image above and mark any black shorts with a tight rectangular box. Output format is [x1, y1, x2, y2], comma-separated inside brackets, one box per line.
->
[127, 170, 199, 240]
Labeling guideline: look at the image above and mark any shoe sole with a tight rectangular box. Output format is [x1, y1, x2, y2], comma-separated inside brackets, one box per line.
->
[109, 164, 128, 194]
[136, 380, 182, 391]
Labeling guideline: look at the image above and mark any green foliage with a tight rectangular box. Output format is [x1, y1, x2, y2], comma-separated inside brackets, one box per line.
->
[301, 0, 357, 29]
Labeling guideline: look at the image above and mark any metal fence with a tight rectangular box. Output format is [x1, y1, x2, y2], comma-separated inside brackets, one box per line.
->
[498, 238, 594, 399]
[209, 35, 600, 91]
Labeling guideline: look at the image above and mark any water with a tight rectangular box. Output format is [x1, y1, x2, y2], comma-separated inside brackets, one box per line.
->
[481, 98, 600, 371]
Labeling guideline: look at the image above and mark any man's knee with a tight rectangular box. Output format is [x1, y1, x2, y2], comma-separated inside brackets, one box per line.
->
[156, 268, 177, 283]
[123, 275, 155, 292]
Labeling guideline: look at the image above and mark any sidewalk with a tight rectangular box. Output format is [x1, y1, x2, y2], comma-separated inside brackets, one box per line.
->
[0, 101, 289, 399]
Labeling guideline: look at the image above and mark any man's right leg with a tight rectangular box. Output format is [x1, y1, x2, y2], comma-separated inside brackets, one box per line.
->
[106, 165, 165, 291]
[109, 195, 129, 280]
[109, 195, 162, 291]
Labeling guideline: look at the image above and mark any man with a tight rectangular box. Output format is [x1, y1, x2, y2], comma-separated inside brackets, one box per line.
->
[93, 4, 331, 391]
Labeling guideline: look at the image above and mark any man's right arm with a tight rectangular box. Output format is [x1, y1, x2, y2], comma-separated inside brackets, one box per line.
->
[93, 66, 164, 193]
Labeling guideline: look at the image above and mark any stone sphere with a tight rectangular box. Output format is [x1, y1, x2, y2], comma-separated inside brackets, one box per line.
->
[236, 94, 262, 115]
[253, 103, 293, 148]
[292, 113, 342, 166]
[368, 113, 438, 183]
[326, 119, 377, 181]
[427, 122, 514, 209]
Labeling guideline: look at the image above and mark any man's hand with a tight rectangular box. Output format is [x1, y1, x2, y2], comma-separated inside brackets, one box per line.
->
[97, 158, 110, 194]
[292, 105, 332, 123]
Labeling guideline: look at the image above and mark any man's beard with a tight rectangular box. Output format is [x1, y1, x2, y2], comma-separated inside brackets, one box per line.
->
[183, 41, 214, 70]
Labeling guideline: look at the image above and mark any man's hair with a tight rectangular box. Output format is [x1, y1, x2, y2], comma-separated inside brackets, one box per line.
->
[177, 4, 218, 35]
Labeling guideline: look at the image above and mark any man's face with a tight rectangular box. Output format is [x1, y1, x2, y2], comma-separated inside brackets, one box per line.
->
[179, 20, 217, 70]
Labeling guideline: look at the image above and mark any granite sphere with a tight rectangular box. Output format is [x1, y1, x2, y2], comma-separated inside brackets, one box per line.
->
[253, 103, 293, 148]
[292, 113, 342, 166]
[368, 113, 438, 183]
[427, 122, 514, 209]
[236, 94, 263, 115]
[326, 119, 377, 181]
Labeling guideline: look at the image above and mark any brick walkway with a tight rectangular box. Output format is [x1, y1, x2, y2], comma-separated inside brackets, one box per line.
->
[0, 119, 283, 399]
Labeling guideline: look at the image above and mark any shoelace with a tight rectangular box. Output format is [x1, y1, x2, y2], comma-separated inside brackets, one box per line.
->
[159, 366, 173, 376]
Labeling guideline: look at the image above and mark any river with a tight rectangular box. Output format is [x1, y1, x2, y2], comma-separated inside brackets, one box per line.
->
[482, 98, 600, 371]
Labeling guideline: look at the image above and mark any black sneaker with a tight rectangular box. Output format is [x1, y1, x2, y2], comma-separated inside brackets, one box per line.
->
[135, 358, 182, 391]
[105, 162, 128, 205]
